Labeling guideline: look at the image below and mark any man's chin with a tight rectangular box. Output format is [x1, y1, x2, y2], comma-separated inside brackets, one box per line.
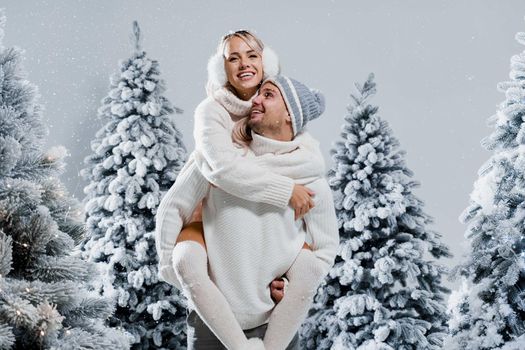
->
[247, 121, 262, 134]
[247, 119, 259, 129]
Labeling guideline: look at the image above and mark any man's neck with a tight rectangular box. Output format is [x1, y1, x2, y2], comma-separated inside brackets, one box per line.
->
[256, 127, 293, 142]
[250, 131, 299, 156]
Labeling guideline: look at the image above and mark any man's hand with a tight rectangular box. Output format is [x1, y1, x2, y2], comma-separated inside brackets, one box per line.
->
[289, 184, 315, 220]
[270, 278, 285, 303]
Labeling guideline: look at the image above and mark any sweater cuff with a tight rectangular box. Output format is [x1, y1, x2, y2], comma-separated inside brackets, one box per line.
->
[261, 175, 295, 208]
[311, 251, 333, 277]
[282, 276, 289, 294]
[317, 259, 331, 278]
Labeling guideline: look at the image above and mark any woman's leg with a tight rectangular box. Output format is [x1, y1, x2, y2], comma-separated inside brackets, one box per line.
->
[173, 222, 264, 350]
[262, 244, 326, 350]
[186, 309, 226, 350]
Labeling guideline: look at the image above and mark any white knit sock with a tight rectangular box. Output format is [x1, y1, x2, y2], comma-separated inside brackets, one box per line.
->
[263, 249, 326, 350]
[172, 241, 256, 350]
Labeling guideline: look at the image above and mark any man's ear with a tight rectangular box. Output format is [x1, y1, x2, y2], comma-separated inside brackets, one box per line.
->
[284, 110, 292, 122]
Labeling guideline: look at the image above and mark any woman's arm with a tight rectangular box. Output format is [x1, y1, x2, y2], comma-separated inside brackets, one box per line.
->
[155, 154, 209, 288]
[193, 99, 295, 208]
[253, 131, 326, 182]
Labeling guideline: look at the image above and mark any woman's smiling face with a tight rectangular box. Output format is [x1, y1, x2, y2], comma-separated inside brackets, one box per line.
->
[223, 36, 263, 100]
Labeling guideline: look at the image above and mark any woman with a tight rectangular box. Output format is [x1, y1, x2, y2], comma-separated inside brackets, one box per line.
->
[156, 31, 330, 349]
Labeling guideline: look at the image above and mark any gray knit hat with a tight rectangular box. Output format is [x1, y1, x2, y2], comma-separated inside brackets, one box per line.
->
[262, 75, 325, 136]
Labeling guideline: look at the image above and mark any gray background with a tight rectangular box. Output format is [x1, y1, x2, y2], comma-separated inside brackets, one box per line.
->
[3, 0, 525, 288]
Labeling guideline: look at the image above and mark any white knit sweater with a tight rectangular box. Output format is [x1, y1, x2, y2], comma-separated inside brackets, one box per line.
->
[192, 87, 326, 208]
[155, 132, 339, 329]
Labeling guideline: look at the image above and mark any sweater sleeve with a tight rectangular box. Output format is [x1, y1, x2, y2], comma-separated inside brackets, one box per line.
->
[193, 99, 294, 208]
[155, 154, 209, 289]
[302, 179, 340, 275]
[253, 131, 326, 183]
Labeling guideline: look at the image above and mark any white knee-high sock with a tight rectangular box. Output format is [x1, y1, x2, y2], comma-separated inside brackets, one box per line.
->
[172, 241, 265, 350]
[263, 249, 326, 350]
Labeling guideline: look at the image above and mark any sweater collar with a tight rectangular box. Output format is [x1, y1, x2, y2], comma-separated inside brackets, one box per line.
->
[212, 87, 253, 119]
[250, 131, 300, 156]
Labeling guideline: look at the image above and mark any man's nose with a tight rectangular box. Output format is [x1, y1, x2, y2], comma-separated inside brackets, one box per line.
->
[252, 95, 262, 105]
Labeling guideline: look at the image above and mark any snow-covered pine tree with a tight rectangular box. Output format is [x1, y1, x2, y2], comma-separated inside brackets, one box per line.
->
[300, 74, 451, 350]
[0, 10, 129, 350]
[80, 21, 188, 349]
[444, 23, 525, 350]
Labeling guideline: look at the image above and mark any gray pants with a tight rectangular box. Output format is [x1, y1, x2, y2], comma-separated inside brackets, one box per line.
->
[186, 309, 300, 350]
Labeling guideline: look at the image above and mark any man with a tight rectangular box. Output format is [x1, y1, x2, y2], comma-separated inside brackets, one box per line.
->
[155, 76, 338, 350]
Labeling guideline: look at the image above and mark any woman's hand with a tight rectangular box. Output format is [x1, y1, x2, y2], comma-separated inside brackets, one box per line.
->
[289, 184, 315, 220]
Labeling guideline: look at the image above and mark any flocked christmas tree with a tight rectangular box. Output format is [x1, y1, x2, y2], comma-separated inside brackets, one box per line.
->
[0, 10, 129, 350]
[444, 23, 525, 350]
[79, 21, 188, 349]
[300, 74, 451, 350]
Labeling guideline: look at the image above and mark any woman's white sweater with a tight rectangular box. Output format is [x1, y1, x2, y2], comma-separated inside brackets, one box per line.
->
[192, 87, 326, 208]
[155, 132, 339, 329]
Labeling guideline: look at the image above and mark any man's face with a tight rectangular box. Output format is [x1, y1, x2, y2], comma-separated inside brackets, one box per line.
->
[248, 82, 290, 136]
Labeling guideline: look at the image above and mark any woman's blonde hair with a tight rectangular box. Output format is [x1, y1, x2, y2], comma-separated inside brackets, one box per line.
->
[231, 117, 253, 152]
[217, 30, 264, 58]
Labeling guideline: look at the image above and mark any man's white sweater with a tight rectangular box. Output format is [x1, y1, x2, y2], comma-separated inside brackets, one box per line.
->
[155, 132, 339, 329]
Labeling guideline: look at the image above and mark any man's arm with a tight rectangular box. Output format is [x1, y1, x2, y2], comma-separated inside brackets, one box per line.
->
[302, 179, 340, 274]
[155, 154, 209, 288]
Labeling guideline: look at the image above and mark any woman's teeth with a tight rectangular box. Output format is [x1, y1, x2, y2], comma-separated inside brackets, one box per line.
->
[239, 72, 254, 79]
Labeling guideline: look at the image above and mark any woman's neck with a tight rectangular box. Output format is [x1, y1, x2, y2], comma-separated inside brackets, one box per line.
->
[233, 86, 258, 101]
[212, 88, 253, 119]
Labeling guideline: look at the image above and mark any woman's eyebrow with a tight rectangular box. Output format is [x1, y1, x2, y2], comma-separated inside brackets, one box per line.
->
[228, 49, 257, 56]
